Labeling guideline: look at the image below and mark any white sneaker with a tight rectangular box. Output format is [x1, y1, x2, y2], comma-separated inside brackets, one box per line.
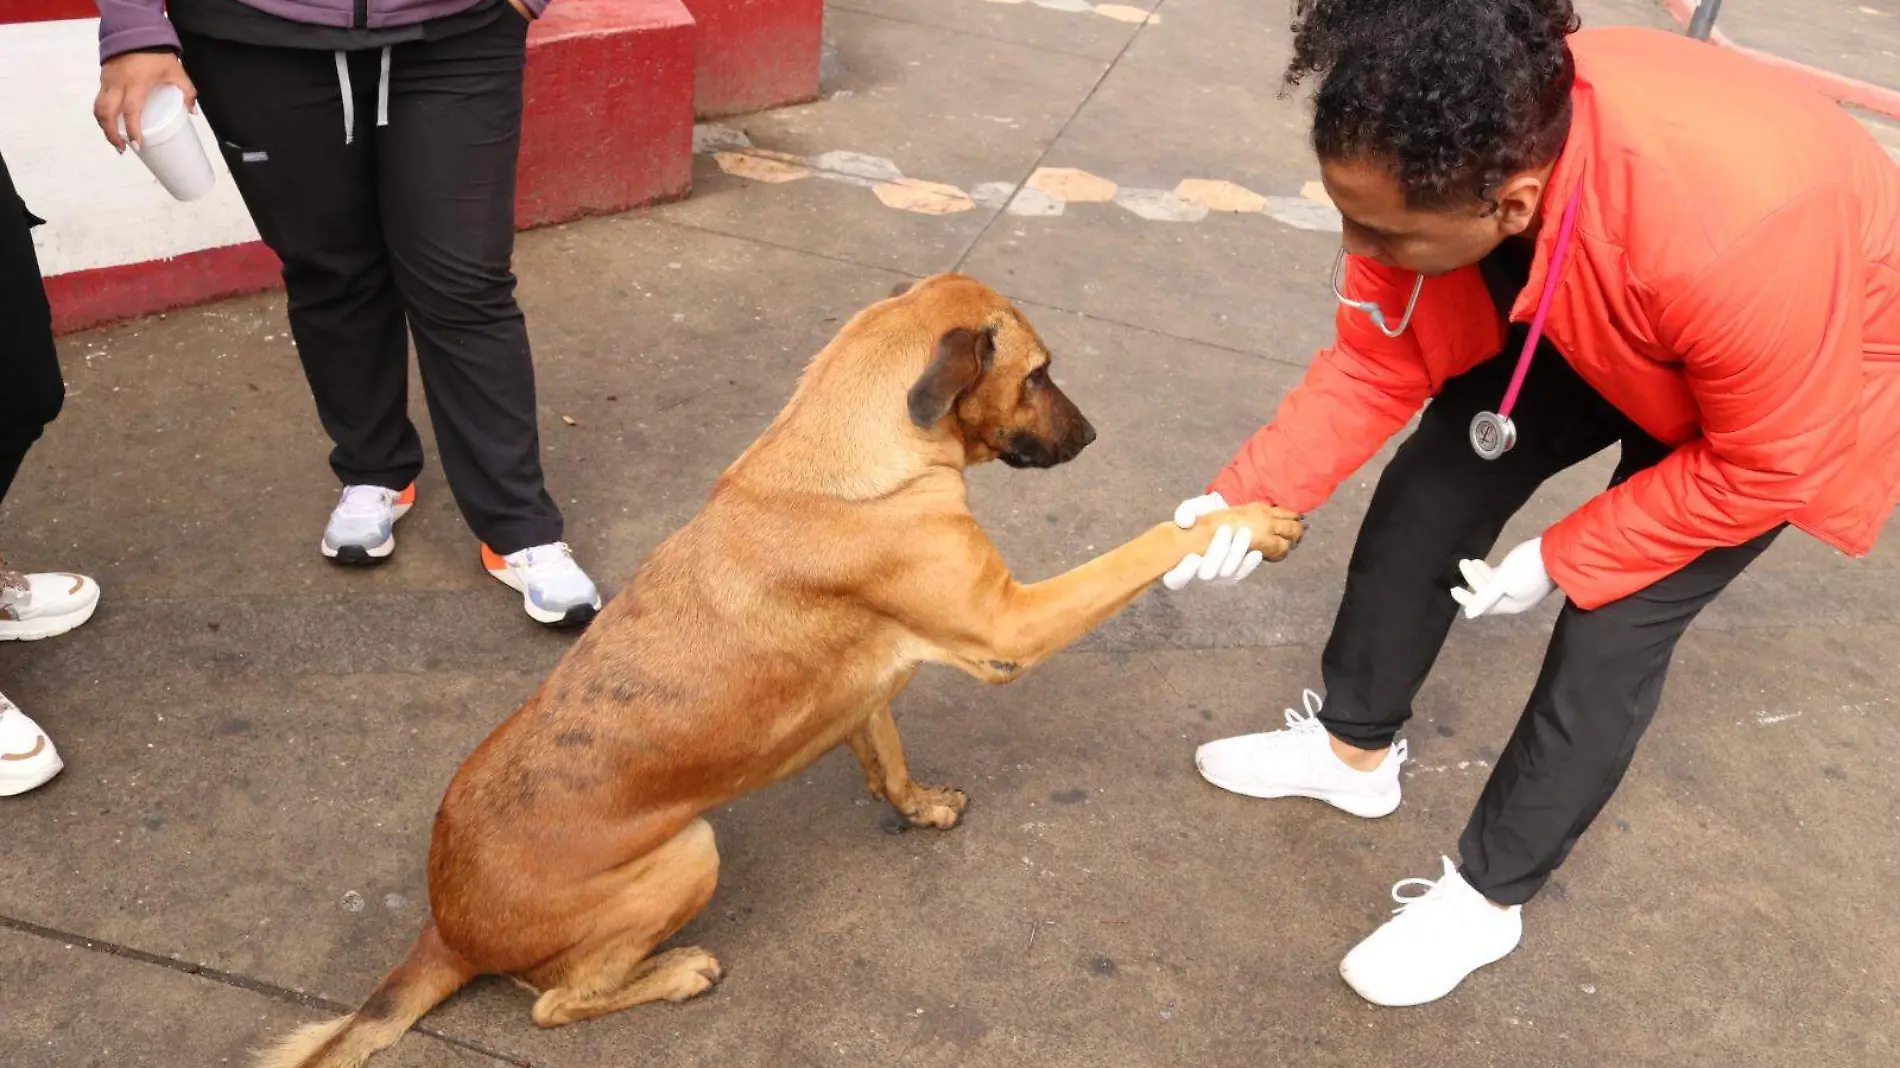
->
[320, 483, 416, 564]
[0, 565, 101, 642]
[1194, 689, 1407, 818]
[1340, 857, 1523, 1007]
[0, 692, 64, 796]
[482, 542, 602, 627]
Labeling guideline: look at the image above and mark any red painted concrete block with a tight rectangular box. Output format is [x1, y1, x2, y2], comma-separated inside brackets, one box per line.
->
[519, 0, 698, 226]
[681, 0, 823, 118]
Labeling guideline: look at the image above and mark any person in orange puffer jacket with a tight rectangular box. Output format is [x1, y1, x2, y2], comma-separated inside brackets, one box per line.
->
[1167, 0, 1900, 1007]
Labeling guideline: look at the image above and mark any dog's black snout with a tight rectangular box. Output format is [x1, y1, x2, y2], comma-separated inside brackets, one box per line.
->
[1078, 418, 1097, 448]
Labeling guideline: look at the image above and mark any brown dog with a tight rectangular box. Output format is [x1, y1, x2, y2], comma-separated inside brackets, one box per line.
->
[257, 273, 1302, 1068]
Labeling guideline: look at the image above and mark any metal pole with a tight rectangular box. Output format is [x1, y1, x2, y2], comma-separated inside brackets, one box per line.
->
[1687, 0, 1725, 40]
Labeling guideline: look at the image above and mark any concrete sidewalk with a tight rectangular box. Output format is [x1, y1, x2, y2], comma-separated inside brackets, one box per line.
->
[1715, 0, 1897, 93]
[3, 2, 1897, 1066]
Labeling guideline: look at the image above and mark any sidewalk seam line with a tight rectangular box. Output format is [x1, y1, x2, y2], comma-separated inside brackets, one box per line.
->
[949, 0, 1168, 271]
[635, 211, 1315, 372]
[0, 914, 533, 1067]
[824, 1, 1117, 62]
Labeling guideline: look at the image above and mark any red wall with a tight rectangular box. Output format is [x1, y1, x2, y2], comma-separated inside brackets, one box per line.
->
[0, 0, 101, 23]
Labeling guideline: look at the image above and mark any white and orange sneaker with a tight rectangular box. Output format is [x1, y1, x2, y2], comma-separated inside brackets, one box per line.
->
[0, 691, 62, 797]
[482, 542, 602, 627]
[320, 483, 416, 564]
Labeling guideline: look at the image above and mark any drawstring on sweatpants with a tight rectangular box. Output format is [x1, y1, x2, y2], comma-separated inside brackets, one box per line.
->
[335, 52, 354, 144]
[335, 46, 394, 145]
[376, 46, 392, 129]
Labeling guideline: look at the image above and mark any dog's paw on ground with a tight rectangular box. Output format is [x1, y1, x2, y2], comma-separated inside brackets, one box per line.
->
[656, 947, 725, 1003]
[530, 947, 725, 1026]
[903, 786, 969, 829]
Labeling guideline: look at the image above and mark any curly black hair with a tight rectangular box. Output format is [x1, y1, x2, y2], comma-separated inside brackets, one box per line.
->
[1285, 0, 1581, 210]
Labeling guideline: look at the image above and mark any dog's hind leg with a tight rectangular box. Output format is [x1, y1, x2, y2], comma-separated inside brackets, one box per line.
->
[847, 702, 968, 829]
[524, 819, 723, 1028]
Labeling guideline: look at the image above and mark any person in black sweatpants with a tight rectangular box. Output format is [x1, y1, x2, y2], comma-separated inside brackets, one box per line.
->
[94, 0, 601, 626]
[1183, 236, 1786, 1008]
[0, 149, 105, 797]
[0, 153, 64, 504]
[1318, 330, 1782, 905]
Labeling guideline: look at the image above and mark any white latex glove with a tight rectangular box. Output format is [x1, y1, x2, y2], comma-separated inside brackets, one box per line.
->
[1451, 537, 1557, 619]
[1162, 492, 1263, 591]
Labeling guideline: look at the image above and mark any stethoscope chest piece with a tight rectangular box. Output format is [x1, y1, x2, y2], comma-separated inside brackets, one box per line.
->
[1469, 411, 1517, 461]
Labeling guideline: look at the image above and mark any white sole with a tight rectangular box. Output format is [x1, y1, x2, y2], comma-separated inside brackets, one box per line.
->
[0, 752, 64, 796]
[0, 598, 99, 642]
[485, 563, 601, 627]
[1196, 764, 1402, 819]
[1341, 937, 1521, 1007]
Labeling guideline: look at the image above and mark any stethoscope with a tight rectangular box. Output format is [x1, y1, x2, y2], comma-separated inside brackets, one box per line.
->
[1330, 183, 1585, 460]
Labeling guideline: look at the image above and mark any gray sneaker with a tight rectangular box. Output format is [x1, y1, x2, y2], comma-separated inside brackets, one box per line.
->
[320, 484, 415, 565]
[482, 541, 602, 627]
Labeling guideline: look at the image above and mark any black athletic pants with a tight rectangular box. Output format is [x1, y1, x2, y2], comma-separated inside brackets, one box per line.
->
[0, 151, 63, 508]
[178, 14, 563, 554]
[1318, 327, 1781, 905]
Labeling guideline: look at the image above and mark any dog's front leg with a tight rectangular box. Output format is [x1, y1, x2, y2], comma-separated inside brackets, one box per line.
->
[846, 703, 968, 829]
[891, 503, 1303, 681]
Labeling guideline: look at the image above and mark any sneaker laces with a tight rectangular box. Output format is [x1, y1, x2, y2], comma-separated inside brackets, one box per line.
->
[0, 552, 25, 598]
[510, 542, 585, 580]
[1388, 857, 1461, 915]
[1283, 688, 1408, 767]
[1282, 688, 1326, 732]
[335, 485, 398, 519]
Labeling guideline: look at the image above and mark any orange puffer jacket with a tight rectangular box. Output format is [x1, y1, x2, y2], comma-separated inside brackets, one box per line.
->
[1209, 27, 1900, 610]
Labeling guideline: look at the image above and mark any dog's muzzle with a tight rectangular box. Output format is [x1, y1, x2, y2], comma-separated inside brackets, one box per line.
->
[999, 420, 1097, 469]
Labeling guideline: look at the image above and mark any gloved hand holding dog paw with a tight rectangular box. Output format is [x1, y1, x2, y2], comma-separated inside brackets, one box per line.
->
[1163, 492, 1261, 591]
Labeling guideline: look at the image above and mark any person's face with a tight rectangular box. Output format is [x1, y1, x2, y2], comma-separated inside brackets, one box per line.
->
[1321, 157, 1547, 277]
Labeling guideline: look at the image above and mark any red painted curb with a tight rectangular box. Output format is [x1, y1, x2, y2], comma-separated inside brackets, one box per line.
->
[682, 0, 823, 118]
[44, 241, 282, 336]
[1656, 0, 1900, 120]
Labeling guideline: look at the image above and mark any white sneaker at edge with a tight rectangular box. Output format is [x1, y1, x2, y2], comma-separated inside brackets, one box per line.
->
[1340, 856, 1524, 1007]
[0, 692, 64, 797]
[1194, 689, 1407, 818]
[0, 570, 101, 642]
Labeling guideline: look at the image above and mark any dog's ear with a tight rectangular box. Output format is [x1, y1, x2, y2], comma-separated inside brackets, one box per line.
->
[888, 279, 915, 298]
[907, 327, 993, 429]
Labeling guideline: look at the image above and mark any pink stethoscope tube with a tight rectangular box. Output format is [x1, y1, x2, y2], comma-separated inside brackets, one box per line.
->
[1331, 183, 1586, 459]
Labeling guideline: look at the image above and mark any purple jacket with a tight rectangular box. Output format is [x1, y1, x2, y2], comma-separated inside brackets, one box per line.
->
[96, 0, 548, 61]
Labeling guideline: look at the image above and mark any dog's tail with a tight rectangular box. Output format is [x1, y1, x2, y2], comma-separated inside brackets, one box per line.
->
[252, 921, 475, 1068]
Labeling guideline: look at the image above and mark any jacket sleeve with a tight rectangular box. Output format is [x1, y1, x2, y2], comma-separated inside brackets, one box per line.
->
[1542, 187, 1864, 609]
[97, 0, 179, 61]
[1207, 260, 1438, 511]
